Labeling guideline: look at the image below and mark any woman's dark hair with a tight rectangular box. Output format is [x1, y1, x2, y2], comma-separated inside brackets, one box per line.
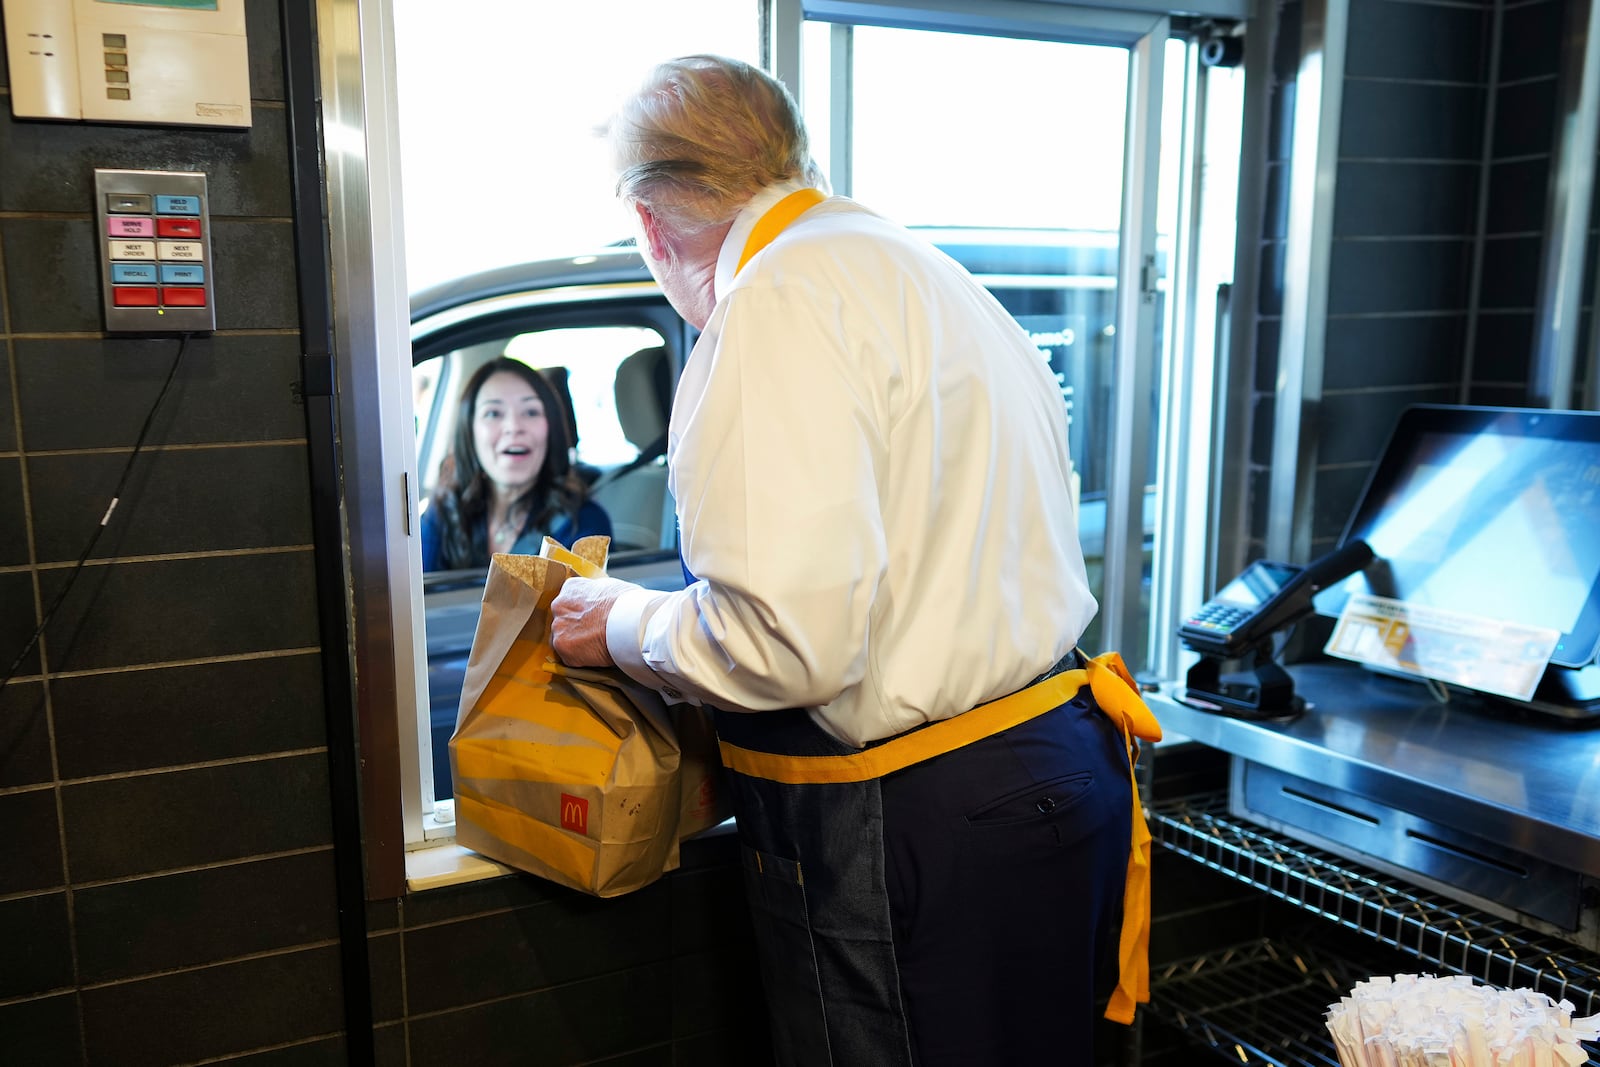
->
[430, 357, 584, 569]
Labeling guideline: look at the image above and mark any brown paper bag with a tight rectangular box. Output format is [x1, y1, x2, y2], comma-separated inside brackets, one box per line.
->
[449, 535, 729, 897]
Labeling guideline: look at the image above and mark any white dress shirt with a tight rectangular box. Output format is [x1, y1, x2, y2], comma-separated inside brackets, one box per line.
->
[606, 179, 1096, 747]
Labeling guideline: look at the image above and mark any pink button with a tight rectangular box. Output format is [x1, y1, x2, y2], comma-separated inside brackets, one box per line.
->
[107, 215, 154, 237]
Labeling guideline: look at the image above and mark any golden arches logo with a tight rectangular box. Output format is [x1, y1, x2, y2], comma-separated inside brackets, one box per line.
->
[559, 793, 588, 835]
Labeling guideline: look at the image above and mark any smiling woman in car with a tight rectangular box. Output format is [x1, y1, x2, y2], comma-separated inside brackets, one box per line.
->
[420, 357, 611, 571]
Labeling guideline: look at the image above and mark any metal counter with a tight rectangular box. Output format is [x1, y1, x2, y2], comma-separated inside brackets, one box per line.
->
[1149, 661, 1600, 880]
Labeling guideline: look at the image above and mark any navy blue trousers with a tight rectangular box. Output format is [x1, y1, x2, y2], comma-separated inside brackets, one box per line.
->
[716, 681, 1131, 1067]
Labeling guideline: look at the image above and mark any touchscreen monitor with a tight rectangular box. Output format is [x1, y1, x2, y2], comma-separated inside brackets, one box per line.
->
[1313, 405, 1600, 670]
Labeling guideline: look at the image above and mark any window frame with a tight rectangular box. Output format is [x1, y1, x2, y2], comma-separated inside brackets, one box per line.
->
[319, 0, 1240, 893]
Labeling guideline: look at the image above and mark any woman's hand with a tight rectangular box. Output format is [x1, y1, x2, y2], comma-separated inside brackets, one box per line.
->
[550, 575, 637, 667]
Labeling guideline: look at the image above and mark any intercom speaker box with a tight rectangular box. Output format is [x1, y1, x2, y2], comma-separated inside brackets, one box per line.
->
[3, 0, 251, 128]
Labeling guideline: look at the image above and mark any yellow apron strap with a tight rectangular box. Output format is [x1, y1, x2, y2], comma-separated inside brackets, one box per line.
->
[1085, 651, 1163, 1025]
[735, 187, 827, 275]
[719, 667, 1089, 785]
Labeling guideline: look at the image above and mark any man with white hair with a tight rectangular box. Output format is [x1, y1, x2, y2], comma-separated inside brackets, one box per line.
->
[551, 53, 1159, 1067]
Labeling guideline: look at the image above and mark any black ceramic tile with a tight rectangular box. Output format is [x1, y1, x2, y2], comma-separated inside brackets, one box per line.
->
[1316, 460, 1395, 541]
[1332, 162, 1478, 237]
[78, 945, 343, 1067]
[28, 443, 313, 564]
[60, 752, 332, 882]
[0, 112, 291, 217]
[366, 896, 400, 932]
[1340, 81, 1485, 160]
[0, 993, 81, 1067]
[404, 886, 672, 1016]
[1257, 240, 1285, 317]
[1345, 0, 1489, 83]
[670, 949, 766, 1041]
[374, 1023, 407, 1067]
[37, 550, 320, 675]
[1466, 381, 1529, 405]
[1317, 387, 1454, 466]
[1274, 0, 1303, 84]
[211, 219, 301, 331]
[226, 1037, 350, 1067]
[1477, 234, 1543, 309]
[595, 1048, 674, 1067]
[245, 0, 287, 103]
[52, 652, 325, 778]
[0, 787, 63, 894]
[1323, 313, 1466, 389]
[0, 219, 102, 333]
[1472, 311, 1536, 382]
[401, 870, 569, 927]
[1492, 77, 1558, 160]
[368, 930, 404, 1023]
[15, 334, 307, 452]
[673, 1029, 770, 1067]
[406, 962, 674, 1067]
[0, 678, 51, 788]
[1249, 393, 1276, 467]
[1499, 0, 1564, 83]
[1485, 157, 1550, 235]
[0, 349, 15, 453]
[1328, 238, 1472, 315]
[1247, 465, 1272, 543]
[0, 891, 73, 999]
[74, 850, 338, 983]
[0, 456, 27, 567]
[1267, 79, 1296, 163]
[669, 864, 752, 957]
[1254, 319, 1281, 396]
[1261, 161, 1288, 242]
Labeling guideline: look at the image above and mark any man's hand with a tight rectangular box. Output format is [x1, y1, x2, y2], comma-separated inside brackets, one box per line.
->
[550, 575, 638, 667]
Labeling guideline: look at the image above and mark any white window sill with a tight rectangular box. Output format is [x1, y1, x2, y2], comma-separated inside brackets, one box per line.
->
[405, 840, 514, 892]
[404, 799, 513, 891]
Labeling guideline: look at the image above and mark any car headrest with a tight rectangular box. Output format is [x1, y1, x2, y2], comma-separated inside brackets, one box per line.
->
[614, 346, 671, 450]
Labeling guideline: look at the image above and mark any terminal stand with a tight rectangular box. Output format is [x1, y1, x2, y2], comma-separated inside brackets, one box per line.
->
[1183, 640, 1306, 721]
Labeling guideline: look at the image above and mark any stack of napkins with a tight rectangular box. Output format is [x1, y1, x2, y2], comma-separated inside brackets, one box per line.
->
[1326, 973, 1600, 1066]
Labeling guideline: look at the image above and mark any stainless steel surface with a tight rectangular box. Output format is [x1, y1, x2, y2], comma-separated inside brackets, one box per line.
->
[1529, 0, 1600, 410]
[1210, 3, 1276, 586]
[1103, 19, 1168, 666]
[318, 0, 429, 853]
[1268, 0, 1348, 562]
[1152, 663, 1600, 878]
[801, 0, 1182, 44]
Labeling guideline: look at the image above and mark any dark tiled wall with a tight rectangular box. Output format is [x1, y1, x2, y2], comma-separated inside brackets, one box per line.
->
[1, 4, 768, 1065]
[1314, 0, 1494, 551]
[1470, 0, 1565, 405]
[0, 0, 350, 1061]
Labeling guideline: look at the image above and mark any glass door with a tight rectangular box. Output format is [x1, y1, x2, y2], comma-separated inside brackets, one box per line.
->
[786, 4, 1175, 665]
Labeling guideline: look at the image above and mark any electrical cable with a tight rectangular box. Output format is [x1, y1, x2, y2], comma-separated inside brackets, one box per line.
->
[0, 332, 192, 692]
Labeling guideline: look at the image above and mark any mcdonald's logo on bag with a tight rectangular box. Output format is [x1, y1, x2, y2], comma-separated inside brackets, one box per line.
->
[559, 793, 588, 835]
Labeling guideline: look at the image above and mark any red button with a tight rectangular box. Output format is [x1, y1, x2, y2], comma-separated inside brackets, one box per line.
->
[113, 286, 159, 306]
[161, 287, 207, 307]
[157, 217, 202, 238]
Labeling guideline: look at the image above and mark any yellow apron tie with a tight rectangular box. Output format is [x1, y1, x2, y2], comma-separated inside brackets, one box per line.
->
[718, 650, 1162, 1024]
[735, 187, 827, 274]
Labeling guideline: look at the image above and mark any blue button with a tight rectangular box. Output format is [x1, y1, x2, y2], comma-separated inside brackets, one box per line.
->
[155, 195, 201, 215]
[160, 264, 206, 284]
[111, 263, 158, 284]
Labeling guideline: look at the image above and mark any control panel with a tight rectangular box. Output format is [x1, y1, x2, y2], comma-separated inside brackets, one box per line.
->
[93, 168, 215, 333]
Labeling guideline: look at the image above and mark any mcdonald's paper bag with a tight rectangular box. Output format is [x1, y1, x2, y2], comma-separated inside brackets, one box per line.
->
[449, 536, 729, 897]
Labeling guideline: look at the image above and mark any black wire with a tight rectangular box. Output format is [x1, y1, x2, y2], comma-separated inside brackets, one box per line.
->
[1, 333, 192, 691]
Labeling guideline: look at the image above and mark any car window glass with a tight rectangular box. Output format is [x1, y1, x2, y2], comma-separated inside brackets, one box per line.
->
[503, 326, 665, 468]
